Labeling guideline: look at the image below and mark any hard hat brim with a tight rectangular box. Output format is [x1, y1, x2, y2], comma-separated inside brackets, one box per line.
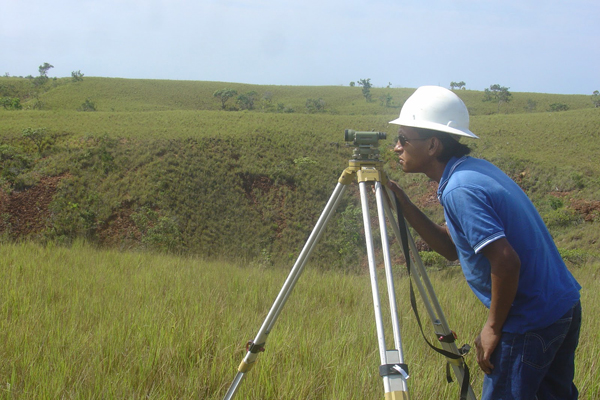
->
[389, 117, 479, 139]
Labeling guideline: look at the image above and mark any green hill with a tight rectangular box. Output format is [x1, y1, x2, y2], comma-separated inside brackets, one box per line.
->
[1, 77, 598, 265]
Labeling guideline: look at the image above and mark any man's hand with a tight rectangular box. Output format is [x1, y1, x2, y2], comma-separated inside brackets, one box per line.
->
[386, 179, 407, 201]
[475, 323, 502, 374]
[385, 179, 458, 260]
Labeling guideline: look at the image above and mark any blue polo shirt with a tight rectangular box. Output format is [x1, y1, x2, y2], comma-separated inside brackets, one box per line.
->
[437, 156, 581, 333]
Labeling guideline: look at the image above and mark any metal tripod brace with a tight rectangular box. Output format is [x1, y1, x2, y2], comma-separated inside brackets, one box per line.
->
[224, 156, 477, 400]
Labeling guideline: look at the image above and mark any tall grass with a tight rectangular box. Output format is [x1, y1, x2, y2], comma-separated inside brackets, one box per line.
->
[1, 241, 597, 399]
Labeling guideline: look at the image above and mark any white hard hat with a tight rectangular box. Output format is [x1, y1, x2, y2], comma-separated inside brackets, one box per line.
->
[390, 86, 479, 139]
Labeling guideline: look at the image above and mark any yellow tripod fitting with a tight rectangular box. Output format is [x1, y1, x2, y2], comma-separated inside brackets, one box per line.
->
[237, 360, 255, 373]
[385, 390, 410, 400]
[338, 160, 388, 186]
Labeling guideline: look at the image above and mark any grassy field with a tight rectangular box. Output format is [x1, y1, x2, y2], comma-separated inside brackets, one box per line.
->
[1, 77, 599, 398]
[2, 76, 595, 114]
[1, 241, 598, 399]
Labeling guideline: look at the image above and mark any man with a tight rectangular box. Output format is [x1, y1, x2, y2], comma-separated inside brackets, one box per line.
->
[386, 86, 582, 399]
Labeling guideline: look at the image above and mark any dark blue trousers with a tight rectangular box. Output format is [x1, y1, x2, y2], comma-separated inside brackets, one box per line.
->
[482, 301, 582, 400]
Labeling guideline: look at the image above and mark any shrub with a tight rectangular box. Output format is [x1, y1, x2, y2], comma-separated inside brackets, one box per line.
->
[0, 97, 22, 110]
[71, 70, 84, 82]
[418, 251, 448, 269]
[542, 208, 582, 228]
[22, 127, 51, 155]
[78, 98, 96, 111]
[0, 144, 31, 183]
[305, 98, 325, 113]
[558, 248, 590, 266]
[549, 103, 569, 112]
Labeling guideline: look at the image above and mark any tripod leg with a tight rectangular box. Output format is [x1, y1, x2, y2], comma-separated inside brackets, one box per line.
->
[375, 182, 404, 353]
[383, 188, 477, 400]
[359, 182, 409, 398]
[223, 182, 347, 400]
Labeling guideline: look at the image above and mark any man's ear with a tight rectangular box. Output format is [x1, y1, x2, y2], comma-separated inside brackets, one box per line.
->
[428, 137, 443, 157]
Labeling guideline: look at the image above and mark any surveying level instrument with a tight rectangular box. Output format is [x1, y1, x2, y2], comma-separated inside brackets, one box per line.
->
[223, 130, 477, 400]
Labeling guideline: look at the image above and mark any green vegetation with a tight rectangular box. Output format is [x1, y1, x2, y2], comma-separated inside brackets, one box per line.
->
[213, 88, 237, 110]
[71, 70, 84, 82]
[0, 97, 22, 110]
[0, 76, 599, 399]
[0, 76, 599, 264]
[450, 81, 466, 90]
[1, 241, 598, 399]
[592, 91, 600, 108]
[357, 78, 373, 102]
[483, 84, 512, 113]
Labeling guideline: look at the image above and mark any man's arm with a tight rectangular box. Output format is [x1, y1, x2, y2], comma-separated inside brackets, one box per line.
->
[475, 237, 521, 374]
[387, 180, 458, 261]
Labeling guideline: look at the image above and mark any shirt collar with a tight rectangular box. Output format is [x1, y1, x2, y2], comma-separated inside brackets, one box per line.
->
[437, 156, 468, 203]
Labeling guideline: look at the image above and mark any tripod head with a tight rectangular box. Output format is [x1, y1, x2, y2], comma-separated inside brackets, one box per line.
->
[344, 129, 386, 161]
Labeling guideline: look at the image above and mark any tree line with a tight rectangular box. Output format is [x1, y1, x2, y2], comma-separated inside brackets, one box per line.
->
[1, 62, 87, 111]
[3, 65, 600, 114]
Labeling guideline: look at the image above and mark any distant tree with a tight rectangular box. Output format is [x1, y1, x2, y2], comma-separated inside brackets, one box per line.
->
[33, 62, 54, 88]
[592, 90, 600, 108]
[236, 91, 258, 110]
[525, 99, 537, 112]
[275, 103, 295, 113]
[260, 91, 275, 111]
[78, 98, 96, 111]
[71, 70, 84, 82]
[549, 103, 569, 112]
[213, 88, 238, 110]
[379, 93, 393, 107]
[305, 98, 325, 113]
[483, 84, 512, 113]
[39, 63, 54, 77]
[450, 81, 466, 90]
[349, 81, 355, 87]
[262, 91, 273, 103]
[357, 78, 372, 102]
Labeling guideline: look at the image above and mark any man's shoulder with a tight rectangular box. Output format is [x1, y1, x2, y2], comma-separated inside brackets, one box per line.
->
[449, 157, 510, 185]
[454, 156, 496, 170]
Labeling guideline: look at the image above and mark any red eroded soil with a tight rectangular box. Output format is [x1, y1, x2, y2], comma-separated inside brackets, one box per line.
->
[571, 199, 600, 222]
[0, 175, 598, 245]
[0, 175, 64, 237]
[96, 202, 142, 247]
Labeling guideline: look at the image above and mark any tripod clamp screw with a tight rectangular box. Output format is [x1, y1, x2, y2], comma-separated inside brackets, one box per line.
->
[246, 340, 265, 354]
[438, 330, 458, 344]
[379, 363, 410, 380]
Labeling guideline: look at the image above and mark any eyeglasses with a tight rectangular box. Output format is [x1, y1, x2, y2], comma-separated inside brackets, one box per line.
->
[396, 133, 430, 147]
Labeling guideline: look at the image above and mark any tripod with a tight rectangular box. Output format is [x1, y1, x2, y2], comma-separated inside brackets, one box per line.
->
[223, 132, 477, 400]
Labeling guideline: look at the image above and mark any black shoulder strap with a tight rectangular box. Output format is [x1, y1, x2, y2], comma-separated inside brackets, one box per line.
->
[394, 194, 470, 400]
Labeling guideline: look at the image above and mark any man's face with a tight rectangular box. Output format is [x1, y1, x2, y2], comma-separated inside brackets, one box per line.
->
[393, 126, 432, 174]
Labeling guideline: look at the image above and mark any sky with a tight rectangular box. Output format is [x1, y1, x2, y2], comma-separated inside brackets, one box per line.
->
[2, 0, 599, 95]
